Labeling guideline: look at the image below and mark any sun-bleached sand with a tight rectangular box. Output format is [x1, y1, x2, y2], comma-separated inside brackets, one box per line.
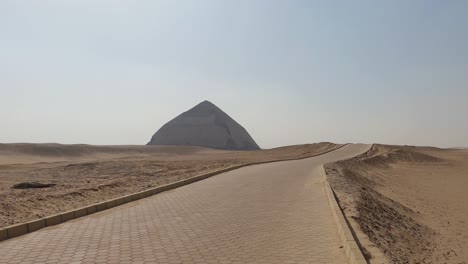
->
[326, 144, 468, 264]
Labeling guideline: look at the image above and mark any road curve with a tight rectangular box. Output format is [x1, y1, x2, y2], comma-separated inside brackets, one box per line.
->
[0, 144, 371, 264]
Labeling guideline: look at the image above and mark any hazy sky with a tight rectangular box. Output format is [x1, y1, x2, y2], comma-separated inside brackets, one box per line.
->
[1, 1, 467, 148]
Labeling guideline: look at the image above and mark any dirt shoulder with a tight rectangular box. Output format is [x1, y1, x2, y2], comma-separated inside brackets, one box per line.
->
[325, 144, 468, 264]
[0, 142, 340, 228]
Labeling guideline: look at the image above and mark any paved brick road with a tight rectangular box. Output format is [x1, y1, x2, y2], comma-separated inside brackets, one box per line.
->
[0, 144, 370, 264]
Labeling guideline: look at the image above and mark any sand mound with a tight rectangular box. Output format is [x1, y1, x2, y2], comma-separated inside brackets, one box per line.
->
[355, 186, 436, 263]
[326, 145, 468, 263]
[148, 101, 260, 150]
[361, 145, 443, 167]
[0, 143, 224, 165]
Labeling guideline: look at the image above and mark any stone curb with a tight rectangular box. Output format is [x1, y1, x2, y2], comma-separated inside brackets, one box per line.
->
[0, 144, 347, 242]
[321, 166, 368, 264]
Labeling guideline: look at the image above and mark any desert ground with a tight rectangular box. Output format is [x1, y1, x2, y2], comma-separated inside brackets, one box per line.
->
[2, 142, 468, 263]
[0, 142, 340, 228]
[326, 144, 468, 264]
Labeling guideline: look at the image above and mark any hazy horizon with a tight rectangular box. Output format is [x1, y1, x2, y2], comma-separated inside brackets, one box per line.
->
[2, 1, 467, 149]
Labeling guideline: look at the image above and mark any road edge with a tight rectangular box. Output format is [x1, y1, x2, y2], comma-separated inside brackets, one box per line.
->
[321, 165, 368, 264]
[1, 144, 348, 242]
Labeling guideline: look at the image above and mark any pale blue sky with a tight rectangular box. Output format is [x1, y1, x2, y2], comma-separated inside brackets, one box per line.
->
[1, 1, 467, 148]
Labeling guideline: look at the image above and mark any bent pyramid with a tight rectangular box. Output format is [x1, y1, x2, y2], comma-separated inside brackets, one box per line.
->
[147, 101, 260, 150]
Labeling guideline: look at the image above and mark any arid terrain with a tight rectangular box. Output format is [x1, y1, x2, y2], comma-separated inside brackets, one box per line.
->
[326, 144, 468, 264]
[0, 142, 340, 228]
[2, 142, 468, 264]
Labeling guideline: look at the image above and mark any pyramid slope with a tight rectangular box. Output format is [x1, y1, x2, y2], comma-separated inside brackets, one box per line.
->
[147, 101, 260, 151]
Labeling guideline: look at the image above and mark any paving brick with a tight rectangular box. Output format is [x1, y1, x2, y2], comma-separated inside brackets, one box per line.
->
[0, 229, 7, 241]
[95, 202, 107, 212]
[113, 197, 126, 206]
[60, 211, 75, 222]
[27, 219, 45, 232]
[86, 205, 97, 215]
[122, 195, 133, 203]
[6, 224, 28, 238]
[105, 199, 116, 209]
[44, 215, 61, 226]
[74, 208, 88, 218]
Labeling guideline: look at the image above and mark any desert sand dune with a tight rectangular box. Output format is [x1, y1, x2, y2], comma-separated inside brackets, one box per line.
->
[326, 144, 468, 264]
[0, 143, 227, 165]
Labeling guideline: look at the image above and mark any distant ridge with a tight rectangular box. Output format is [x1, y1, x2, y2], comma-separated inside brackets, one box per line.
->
[147, 101, 260, 150]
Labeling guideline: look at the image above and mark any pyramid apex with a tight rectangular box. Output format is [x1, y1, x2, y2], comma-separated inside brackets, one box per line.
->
[198, 100, 215, 106]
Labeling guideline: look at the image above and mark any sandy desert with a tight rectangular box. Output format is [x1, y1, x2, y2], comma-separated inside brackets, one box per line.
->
[326, 145, 468, 264]
[1, 142, 468, 263]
